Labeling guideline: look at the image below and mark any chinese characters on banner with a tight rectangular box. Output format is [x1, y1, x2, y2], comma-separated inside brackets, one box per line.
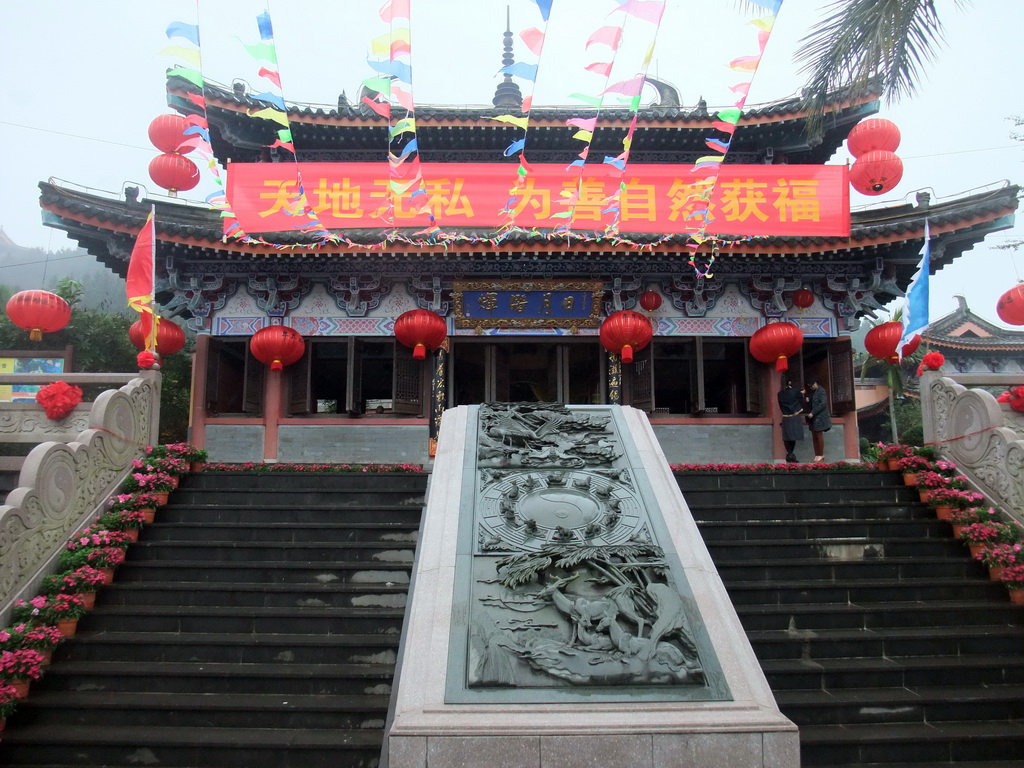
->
[227, 162, 850, 238]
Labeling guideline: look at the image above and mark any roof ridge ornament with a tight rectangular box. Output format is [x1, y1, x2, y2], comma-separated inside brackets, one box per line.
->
[492, 6, 524, 109]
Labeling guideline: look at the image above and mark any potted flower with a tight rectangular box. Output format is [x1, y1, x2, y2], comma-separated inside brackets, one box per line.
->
[896, 454, 932, 484]
[862, 442, 884, 468]
[108, 492, 160, 523]
[0, 681, 21, 726]
[957, 521, 1020, 558]
[59, 545, 127, 578]
[928, 488, 985, 519]
[96, 509, 148, 540]
[975, 541, 1024, 581]
[131, 456, 188, 486]
[0, 649, 45, 698]
[122, 471, 175, 504]
[915, 470, 964, 502]
[878, 443, 917, 471]
[12, 593, 87, 636]
[931, 459, 959, 477]
[949, 506, 1000, 538]
[998, 563, 1024, 604]
[39, 565, 107, 609]
[0, 623, 65, 666]
[150, 442, 207, 471]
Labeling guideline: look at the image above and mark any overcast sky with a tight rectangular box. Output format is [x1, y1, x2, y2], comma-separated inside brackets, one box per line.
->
[1, 0, 1021, 326]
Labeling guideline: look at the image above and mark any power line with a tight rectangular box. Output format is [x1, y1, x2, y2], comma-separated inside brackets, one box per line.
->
[0, 121, 156, 154]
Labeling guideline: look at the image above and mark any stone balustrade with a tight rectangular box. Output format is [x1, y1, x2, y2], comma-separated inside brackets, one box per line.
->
[0, 371, 161, 622]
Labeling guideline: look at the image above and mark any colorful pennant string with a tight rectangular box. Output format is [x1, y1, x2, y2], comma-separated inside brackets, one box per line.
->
[683, 2, 784, 277]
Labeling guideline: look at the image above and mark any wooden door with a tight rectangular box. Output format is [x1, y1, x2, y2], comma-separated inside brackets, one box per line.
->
[392, 345, 424, 415]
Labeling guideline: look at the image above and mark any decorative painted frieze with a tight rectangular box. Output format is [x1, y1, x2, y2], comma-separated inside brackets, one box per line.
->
[326, 274, 391, 316]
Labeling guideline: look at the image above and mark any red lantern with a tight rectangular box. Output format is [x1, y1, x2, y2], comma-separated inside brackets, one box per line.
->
[148, 153, 200, 193]
[147, 114, 193, 154]
[749, 321, 803, 372]
[6, 290, 71, 341]
[129, 316, 186, 356]
[997, 284, 1024, 326]
[394, 309, 447, 360]
[249, 325, 305, 371]
[846, 118, 901, 157]
[600, 310, 653, 364]
[791, 288, 814, 310]
[639, 291, 662, 312]
[864, 321, 904, 365]
[849, 150, 903, 196]
[901, 333, 922, 358]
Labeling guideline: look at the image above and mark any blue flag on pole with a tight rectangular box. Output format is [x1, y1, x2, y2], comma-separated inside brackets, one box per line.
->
[899, 220, 930, 355]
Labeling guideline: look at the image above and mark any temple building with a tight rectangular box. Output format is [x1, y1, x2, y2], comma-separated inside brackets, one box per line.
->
[37, 63, 1019, 465]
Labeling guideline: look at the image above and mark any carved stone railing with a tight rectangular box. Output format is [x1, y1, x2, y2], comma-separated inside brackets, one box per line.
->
[920, 371, 1024, 528]
[0, 371, 161, 622]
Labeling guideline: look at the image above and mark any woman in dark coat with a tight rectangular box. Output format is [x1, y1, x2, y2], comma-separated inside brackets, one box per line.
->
[805, 378, 832, 462]
[777, 375, 804, 463]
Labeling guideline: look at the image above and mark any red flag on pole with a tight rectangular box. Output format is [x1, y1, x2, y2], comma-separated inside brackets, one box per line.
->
[126, 206, 159, 351]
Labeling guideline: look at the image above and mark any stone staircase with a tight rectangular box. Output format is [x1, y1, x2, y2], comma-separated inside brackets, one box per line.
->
[0, 471, 428, 768]
[680, 468, 1024, 768]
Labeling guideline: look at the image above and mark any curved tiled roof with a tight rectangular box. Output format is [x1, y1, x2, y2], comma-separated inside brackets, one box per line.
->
[923, 297, 1024, 351]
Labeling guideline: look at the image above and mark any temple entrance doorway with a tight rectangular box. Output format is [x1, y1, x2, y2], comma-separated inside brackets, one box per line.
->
[452, 340, 603, 406]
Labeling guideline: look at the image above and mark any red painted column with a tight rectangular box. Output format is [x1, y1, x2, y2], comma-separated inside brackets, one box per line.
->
[189, 335, 209, 450]
[263, 369, 282, 463]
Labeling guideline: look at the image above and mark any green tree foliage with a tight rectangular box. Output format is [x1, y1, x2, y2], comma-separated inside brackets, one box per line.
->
[0, 279, 192, 442]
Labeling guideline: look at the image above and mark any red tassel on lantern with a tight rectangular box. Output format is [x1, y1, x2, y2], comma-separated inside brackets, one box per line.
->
[749, 322, 803, 372]
[6, 290, 71, 341]
[394, 310, 447, 360]
[600, 310, 653, 364]
[250, 326, 305, 372]
[129, 316, 186, 356]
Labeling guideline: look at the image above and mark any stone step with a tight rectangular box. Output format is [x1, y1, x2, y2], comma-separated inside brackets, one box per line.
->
[697, 518, 950, 542]
[713, 556, 987, 582]
[681, 484, 922, 506]
[114, 559, 412, 586]
[32, 660, 396, 696]
[723, 576, 1006, 606]
[674, 471, 904, 492]
[123, 540, 416, 564]
[0, 724, 384, 768]
[798, 720, 1024, 766]
[747, 624, 1024, 661]
[761, 654, 1024, 692]
[56, 631, 400, 666]
[703, 536, 965, 560]
[156, 504, 423, 525]
[77, 604, 406, 635]
[141, 520, 419, 544]
[736, 599, 1024, 632]
[12, 690, 391, 730]
[98, 581, 409, 609]
[167, 488, 426, 508]
[690, 501, 932, 522]
[185, 472, 428, 492]
[775, 684, 1024, 726]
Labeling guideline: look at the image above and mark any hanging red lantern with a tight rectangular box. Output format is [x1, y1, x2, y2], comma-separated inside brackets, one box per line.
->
[394, 309, 447, 360]
[5, 290, 71, 341]
[996, 284, 1024, 326]
[846, 118, 901, 157]
[864, 321, 904, 365]
[901, 333, 922, 358]
[147, 114, 193, 154]
[249, 325, 305, 371]
[749, 321, 803, 372]
[600, 310, 653, 364]
[849, 150, 903, 196]
[791, 288, 814, 310]
[148, 153, 200, 193]
[129, 316, 186, 356]
[639, 290, 662, 312]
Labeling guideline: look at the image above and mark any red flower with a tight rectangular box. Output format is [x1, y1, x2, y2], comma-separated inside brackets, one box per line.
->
[920, 352, 945, 372]
[34, 380, 83, 421]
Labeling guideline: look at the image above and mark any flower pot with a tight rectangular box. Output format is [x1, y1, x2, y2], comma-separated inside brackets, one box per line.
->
[919, 489, 932, 503]
[952, 525, 965, 539]
[153, 491, 170, 507]
[887, 459, 901, 471]
[36, 647, 54, 666]
[142, 508, 156, 524]
[934, 505, 954, 520]
[80, 591, 96, 610]
[968, 542, 989, 559]
[1008, 587, 1024, 605]
[124, 528, 140, 542]
[989, 565, 1005, 581]
[56, 618, 78, 638]
[10, 679, 30, 698]
[99, 567, 115, 585]
[190, 461, 204, 473]
[876, 459, 887, 471]
[902, 473, 918, 486]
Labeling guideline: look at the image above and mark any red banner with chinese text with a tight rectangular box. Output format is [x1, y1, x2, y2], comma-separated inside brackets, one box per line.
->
[226, 162, 849, 237]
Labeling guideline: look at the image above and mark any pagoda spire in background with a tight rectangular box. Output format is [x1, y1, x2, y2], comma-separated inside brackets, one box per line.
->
[492, 7, 523, 109]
